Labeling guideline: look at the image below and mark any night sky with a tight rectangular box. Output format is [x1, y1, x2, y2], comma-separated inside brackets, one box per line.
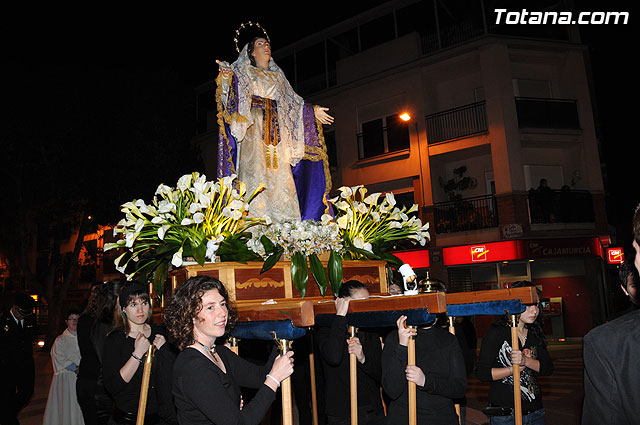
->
[2, 2, 636, 248]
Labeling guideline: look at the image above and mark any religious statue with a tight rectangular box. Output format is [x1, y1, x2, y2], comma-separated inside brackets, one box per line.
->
[216, 22, 334, 223]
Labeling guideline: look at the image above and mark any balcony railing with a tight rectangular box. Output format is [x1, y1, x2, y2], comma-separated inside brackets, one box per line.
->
[528, 188, 594, 224]
[515, 97, 580, 129]
[433, 194, 498, 234]
[425, 101, 488, 144]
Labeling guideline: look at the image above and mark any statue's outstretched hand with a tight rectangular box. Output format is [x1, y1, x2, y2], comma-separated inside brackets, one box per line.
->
[315, 106, 334, 125]
[216, 60, 233, 78]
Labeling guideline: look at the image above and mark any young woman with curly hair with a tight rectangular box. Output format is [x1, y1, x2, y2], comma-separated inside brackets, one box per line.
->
[164, 276, 294, 425]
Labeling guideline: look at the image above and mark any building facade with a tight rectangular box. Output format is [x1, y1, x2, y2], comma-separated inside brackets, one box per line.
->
[196, 0, 614, 336]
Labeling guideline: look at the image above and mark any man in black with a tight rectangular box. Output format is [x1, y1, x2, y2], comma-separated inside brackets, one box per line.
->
[0, 293, 37, 425]
[316, 280, 384, 425]
[582, 204, 640, 424]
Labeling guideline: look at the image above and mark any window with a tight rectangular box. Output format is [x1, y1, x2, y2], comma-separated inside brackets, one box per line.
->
[358, 114, 410, 160]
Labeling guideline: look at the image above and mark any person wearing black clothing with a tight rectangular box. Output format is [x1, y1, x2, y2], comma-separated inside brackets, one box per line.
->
[153, 342, 179, 425]
[76, 282, 106, 425]
[165, 275, 294, 425]
[611, 261, 639, 319]
[316, 280, 384, 425]
[477, 282, 553, 425]
[382, 315, 466, 425]
[102, 283, 166, 425]
[0, 293, 37, 425]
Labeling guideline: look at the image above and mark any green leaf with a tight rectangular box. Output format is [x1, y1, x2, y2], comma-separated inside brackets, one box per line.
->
[375, 251, 404, 269]
[308, 253, 327, 296]
[191, 239, 207, 266]
[261, 248, 283, 274]
[290, 252, 309, 298]
[152, 261, 169, 300]
[328, 250, 343, 297]
[260, 235, 275, 253]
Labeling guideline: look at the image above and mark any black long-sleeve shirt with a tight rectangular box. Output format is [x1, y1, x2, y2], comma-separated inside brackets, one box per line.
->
[102, 324, 164, 415]
[382, 326, 467, 425]
[476, 324, 553, 413]
[316, 315, 384, 418]
[172, 345, 277, 425]
[77, 314, 100, 380]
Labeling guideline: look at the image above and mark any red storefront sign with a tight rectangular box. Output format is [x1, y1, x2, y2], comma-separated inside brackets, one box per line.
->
[606, 247, 624, 264]
[393, 249, 430, 268]
[443, 241, 524, 266]
[442, 237, 603, 266]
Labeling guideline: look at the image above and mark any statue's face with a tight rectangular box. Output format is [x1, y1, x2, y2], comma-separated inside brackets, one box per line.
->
[251, 38, 271, 66]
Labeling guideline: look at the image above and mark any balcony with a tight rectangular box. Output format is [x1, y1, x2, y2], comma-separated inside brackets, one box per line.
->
[425, 101, 488, 144]
[433, 194, 498, 234]
[528, 189, 594, 224]
[515, 97, 580, 130]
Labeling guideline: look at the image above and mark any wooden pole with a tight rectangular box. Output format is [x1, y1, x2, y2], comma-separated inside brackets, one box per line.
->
[276, 337, 294, 425]
[407, 325, 417, 425]
[349, 326, 358, 425]
[308, 331, 319, 425]
[510, 314, 523, 425]
[447, 317, 462, 425]
[136, 345, 155, 425]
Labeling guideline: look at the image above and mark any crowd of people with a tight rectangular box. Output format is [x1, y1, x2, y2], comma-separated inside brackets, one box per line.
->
[3, 204, 640, 425]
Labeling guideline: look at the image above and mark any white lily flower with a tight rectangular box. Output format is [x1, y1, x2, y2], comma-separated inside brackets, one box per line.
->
[407, 204, 418, 214]
[158, 225, 170, 240]
[371, 211, 381, 222]
[363, 242, 373, 253]
[337, 215, 348, 229]
[389, 221, 402, 229]
[222, 207, 233, 218]
[353, 236, 365, 249]
[151, 216, 166, 224]
[155, 184, 172, 196]
[171, 248, 183, 267]
[157, 200, 176, 214]
[263, 216, 273, 225]
[134, 218, 144, 233]
[385, 192, 396, 207]
[356, 202, 368, 214]
[321, 214, 333, 225]
[124, 232, 136, 248]
[189, 203, 203, 214]
[364, 192, 381, 205]
[229, 199, 244, 210]
[176, 174, 193, 192]
[181, 218, 193, 225]
[335, 201, 350, 211]
[193, 212, 205, 223]
[338, 186, 353, 198]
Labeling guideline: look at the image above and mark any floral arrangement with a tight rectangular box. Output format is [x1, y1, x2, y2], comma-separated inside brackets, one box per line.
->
[328, 185, 430, 264]
[247, 219, 343, 297]
[105, 173, 431, 299]
[104, 172, 266, 295]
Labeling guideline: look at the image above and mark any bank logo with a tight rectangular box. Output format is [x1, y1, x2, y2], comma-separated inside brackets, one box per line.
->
[471, 245, 489, 262]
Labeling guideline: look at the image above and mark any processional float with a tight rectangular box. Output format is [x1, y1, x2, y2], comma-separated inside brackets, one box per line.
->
[136, 258, 539, 425]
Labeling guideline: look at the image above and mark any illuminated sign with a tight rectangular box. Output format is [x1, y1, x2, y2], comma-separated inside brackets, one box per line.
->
[393, 249, 430, 268]
[471, 245, 489, 262]
[442, 237, 603, 266]
[607, 247, 624, 264]
[443, 241, 523, 266]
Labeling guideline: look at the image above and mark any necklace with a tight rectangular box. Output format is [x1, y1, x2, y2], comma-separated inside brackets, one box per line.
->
[195, 340, 216, 355]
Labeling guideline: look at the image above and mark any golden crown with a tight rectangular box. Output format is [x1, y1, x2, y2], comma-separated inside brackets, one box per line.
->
[234, 21, 270, 53]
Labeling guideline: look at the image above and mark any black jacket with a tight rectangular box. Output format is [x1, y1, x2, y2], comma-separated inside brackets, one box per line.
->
[582, 309, 640, 425]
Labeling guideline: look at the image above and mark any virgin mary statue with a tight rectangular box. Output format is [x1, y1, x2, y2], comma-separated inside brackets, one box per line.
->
[216, 23, 333, 223]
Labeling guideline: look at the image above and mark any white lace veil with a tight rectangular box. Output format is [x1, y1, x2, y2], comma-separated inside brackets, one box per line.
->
[230, 44, 307, 166]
